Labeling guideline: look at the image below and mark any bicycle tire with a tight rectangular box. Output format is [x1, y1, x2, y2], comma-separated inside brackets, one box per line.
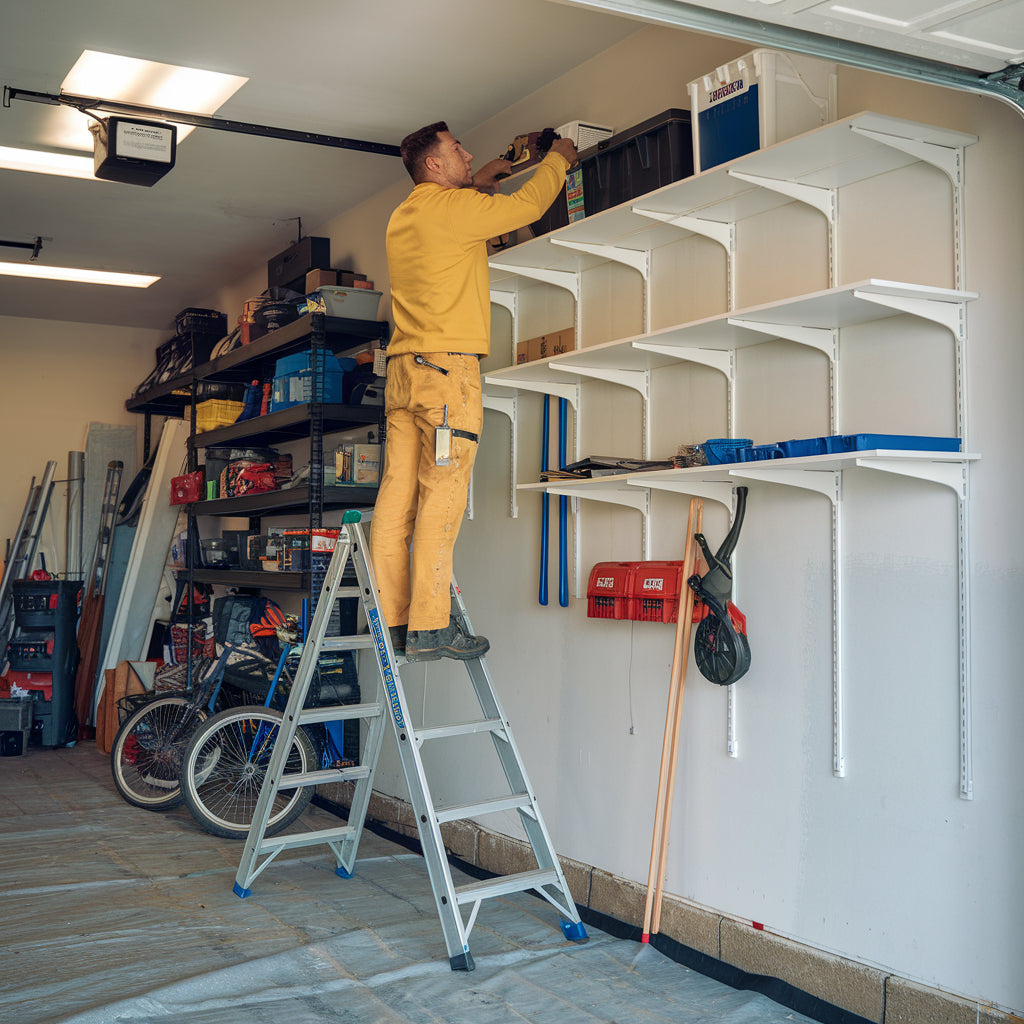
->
[694, 614, 751, 685]
[181, 706, 316, 840]
[110, 696, 208, 810]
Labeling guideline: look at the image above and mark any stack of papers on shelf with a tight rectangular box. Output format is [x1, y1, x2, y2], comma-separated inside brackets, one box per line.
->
[540, 456, 675, 481]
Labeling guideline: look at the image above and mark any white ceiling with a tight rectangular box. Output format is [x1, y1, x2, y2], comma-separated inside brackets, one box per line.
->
[0, 0, 637, 330]
[2, 0, 1018, 333]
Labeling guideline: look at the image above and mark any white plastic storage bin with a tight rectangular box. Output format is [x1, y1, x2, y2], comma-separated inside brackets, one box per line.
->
[315, 285, 381, 321]
[687, 48, 837, 173]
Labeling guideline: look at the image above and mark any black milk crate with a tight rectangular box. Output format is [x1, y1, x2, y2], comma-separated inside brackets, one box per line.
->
[175, 307, 228, 339]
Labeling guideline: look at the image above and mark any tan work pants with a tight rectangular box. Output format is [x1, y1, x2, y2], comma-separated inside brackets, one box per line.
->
[370, 352, 482, 631]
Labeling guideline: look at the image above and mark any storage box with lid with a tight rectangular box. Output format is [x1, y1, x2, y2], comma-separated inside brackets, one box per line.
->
[312, 285, 382, 321]
[270, 349, 357, 412]
[581, 109, 693, 218]
[687, 48, 837, 173]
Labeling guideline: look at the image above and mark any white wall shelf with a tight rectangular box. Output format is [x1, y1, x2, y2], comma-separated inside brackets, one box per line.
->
[485, 111, 979, 797]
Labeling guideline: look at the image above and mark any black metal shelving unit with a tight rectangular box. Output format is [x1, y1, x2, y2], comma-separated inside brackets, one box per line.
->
[127, 311, 389, 676]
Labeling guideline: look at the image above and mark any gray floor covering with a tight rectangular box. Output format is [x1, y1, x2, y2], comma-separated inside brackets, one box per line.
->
[0, 743, 816, 1024]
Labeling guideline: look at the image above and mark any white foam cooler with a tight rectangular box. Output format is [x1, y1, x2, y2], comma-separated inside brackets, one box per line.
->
[687, 48, 837, 173]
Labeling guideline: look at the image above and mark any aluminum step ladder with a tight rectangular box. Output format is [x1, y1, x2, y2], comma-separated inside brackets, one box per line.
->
[233, 509, 587, 971]
[0, 460, 57, 647]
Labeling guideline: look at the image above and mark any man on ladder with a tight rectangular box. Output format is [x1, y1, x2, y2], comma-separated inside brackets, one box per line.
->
[373, 121, 577, 661]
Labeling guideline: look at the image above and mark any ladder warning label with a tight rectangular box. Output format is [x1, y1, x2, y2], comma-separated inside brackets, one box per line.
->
[369, 609, 405, 727]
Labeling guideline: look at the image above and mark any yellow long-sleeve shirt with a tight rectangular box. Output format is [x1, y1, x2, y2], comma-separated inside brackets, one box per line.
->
[385, 151, 570, 358]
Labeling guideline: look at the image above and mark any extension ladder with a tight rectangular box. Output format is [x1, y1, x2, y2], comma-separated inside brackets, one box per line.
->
[232, 509, 587, 971]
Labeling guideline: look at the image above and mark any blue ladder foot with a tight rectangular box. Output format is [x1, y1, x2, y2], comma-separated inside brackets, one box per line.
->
[335, 866, 354, 879]
[449, 950, 476, 972]
[233, 882, 251, 899]
[560, 918, 589, 942]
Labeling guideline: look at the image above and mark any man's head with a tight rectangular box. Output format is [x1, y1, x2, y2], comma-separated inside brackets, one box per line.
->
[400, 121, 474, 188]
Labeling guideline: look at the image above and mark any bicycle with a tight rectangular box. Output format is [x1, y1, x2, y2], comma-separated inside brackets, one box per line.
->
[179, 649, 358, 839]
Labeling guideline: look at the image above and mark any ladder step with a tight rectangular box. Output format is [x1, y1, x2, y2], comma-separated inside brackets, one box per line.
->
[256, 823, 359, 853]
[298, 701, 383, 725]
[416, 717, 504, 742]
[455, 868, 561, 905]
[320, 635, 376, 652]
[277, 765, 372, 790]
[434, 792, 533, 824]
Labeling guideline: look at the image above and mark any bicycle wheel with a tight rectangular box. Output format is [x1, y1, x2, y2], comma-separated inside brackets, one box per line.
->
[694, 614, 751, 685]
[181, 706, 316, 839]
[110, 697, 208, 810]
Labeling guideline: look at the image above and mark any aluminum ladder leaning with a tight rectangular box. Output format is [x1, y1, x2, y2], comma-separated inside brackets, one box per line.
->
[232, 508, 588, 971]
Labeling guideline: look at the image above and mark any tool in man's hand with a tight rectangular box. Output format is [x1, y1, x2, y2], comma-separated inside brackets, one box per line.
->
[496, 127, 561, 179]
[688, 486, 751, 685]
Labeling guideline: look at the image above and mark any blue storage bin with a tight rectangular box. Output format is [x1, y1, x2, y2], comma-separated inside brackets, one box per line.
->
[832, 434, 961, 454]
[269, 350, 358, 412]
[778, 437, 829, 459]
[701, 438, 752, 465]
[738, 443, 783, 462]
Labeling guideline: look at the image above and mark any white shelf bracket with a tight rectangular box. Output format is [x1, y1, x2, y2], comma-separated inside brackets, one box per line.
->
[852, 289, 966, 340]
[547, 484, 651, 562]
[728, 320, 838, 432]
[483, 376, 580, 409]
[854, 457, 967, 499]
[632, 476, 735, 511]
[487, 262, 580, 302]
[631, 207, 736, 309]
[727, 170, 836, 221]
[549, 238, 650, 280]
[731, 467, 845, 779]
[851, 127, 967, 290]
[551, 362, 650, 458]
[482, 391, 519, 518]
[633, 343, 736, 437]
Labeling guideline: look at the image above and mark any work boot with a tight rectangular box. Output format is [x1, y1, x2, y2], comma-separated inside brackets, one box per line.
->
[405, 617, 490, 662]
[388, 625, 407, 656]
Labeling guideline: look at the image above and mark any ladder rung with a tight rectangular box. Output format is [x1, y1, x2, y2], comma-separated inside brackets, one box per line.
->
[434, 792, 531, 824]
[455, 868, 561, 905]
[416, 717, 504, 742]
[277, 765, 371, 790]
[320, 635, 376, 652]
[298, 701, 383, 725]
[256, 823, 358, 853]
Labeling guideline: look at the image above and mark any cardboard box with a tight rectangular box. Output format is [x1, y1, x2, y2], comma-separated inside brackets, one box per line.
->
[550, 327, 574, 355]
[305, 268, 337, 292]
[517, 328, 572, 363]
[336, 443, 381, 485]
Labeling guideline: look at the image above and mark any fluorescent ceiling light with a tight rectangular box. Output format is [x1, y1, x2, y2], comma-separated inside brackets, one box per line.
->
[0, 261, 159, 288]
[829, 6, 911, 28]
[0, 146, 95, 179]
[57, 50, 247, 150]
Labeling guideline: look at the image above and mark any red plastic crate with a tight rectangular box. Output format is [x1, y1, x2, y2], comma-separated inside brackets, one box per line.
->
[628, 561, 687, 623]
[586, 562, 633, 619]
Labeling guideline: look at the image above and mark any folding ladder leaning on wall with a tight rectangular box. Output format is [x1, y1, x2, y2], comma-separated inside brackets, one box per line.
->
[232, 508, 587, 971]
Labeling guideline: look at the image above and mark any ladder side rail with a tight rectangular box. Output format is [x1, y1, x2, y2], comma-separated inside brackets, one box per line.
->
[348, 520, 476, 968]
[0, 478, 37, 637]
[234, 532, 355, 893]
[449, 580, 585, 930]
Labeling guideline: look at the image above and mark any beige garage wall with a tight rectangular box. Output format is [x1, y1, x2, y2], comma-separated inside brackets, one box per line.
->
[0, 315, 159, 574]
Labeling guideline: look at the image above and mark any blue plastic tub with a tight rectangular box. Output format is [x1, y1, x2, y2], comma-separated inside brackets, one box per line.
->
[701, 438, 752, 465]
[270, 350, 357, 412]
[777, 437, 829, 459]
[738, 444, 784, 462]
[830, 434, 961, 454]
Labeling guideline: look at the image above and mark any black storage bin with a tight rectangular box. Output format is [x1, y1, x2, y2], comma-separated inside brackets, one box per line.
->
[267, 236, 331, 292]
[176, 307, 228, 339]
[582, 109, 693, 217]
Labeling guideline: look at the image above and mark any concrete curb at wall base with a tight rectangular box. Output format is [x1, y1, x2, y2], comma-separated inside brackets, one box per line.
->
[314, 786, 1018, 1024]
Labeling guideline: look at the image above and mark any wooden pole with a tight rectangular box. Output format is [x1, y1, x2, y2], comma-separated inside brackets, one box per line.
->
[641, 498, 699, 942]
[650, 500, 703, 936]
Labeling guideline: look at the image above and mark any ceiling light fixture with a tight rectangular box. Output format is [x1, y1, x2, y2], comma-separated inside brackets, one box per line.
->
[0, 261, 159, 288]
[0, 145, 95, 179]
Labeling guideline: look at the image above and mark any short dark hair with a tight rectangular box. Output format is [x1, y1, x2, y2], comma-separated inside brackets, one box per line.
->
[400, 121, 448, 182]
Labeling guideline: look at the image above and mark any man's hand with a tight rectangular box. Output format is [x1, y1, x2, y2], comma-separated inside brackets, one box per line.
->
[472, 158, 512, 194]
[549, 137, 578, 167]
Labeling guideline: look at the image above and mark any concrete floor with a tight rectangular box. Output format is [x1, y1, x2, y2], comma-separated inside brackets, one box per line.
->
[0, 742, 821, 1024]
